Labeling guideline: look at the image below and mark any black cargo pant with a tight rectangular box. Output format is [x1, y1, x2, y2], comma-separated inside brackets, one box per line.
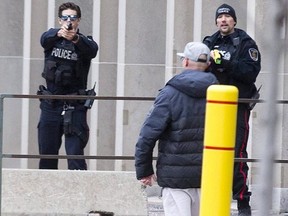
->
[232, 104, 251, 202]
[38, 100, 89, 170]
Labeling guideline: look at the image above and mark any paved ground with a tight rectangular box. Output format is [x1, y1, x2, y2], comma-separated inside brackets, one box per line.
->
[147, 196, 288, 216]
[145, 185, 288, 216]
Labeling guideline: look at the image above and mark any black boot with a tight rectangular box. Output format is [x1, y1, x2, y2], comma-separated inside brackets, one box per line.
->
[237, 199, 251, 216]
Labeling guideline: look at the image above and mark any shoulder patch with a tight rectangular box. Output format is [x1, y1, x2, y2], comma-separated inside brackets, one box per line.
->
[248, 48, 259, 61]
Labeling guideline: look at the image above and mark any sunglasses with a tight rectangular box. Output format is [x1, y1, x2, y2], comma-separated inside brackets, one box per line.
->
[60, 15, 78, 21]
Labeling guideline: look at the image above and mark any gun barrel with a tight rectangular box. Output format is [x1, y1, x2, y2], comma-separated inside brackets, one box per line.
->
[67, 23, 72, 30]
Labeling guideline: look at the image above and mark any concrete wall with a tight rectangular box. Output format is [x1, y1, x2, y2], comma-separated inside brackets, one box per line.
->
[0, 0, 287, 198]
[2, 169, 147, 216]
[2, 169, 288, 215]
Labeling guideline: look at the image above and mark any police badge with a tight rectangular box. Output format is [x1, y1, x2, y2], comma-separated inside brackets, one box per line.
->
[249, 48, 259, 61]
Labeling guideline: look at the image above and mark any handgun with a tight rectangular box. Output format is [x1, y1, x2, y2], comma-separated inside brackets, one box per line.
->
[67, 23, 73, 30]
[84, 82, 97, 109]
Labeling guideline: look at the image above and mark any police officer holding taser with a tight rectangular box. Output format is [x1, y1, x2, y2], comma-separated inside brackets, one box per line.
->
[203, 4, 261, 216]
[37, 2, 98, 170]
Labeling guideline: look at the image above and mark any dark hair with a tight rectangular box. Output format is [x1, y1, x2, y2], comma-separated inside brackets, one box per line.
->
[58, 2, 81, 18]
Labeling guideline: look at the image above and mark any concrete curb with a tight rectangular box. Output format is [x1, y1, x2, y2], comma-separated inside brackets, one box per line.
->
[2, 169, 147, 216]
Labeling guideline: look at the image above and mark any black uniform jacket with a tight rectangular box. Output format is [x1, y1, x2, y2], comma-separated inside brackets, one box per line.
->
[40, 28, 98, 95]
[203, 28, 261, 98]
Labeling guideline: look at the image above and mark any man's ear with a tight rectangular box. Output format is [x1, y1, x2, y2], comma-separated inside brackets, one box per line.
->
[185, 59, 189, 67]
[205, 61, 211, 70]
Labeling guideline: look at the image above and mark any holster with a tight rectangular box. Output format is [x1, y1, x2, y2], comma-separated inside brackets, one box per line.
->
[84, 88, 96, 109]
[37, 85, 54, 104]
[63, 109, 88, 143]
[248, 85, 262, 110]
[63, 109, 74, 135]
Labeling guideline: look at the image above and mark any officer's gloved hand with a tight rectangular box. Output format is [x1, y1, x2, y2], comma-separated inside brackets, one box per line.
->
[211, 49, 222, 64]
[210, 50, 232, 72]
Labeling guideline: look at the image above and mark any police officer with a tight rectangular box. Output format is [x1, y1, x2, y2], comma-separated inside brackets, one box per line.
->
[38, 2, 98, 170]
[203, 4, 261, 216]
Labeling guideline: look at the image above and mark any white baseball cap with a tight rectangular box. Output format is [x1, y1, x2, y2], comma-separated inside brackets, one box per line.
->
[177, 42, 210, 63]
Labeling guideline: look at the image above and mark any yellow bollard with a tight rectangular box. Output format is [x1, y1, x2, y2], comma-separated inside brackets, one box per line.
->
[199, 85, 238, 216]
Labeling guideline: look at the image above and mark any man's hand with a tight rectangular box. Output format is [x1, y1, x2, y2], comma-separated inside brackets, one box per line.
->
[140, 174, 157, 186]
[57, 24, 78, 41]
[210, 49, 222, 64]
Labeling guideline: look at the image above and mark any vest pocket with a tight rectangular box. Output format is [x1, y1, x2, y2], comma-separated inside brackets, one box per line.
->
[42, 60, 57, 81]
[55, 65, 74, 86]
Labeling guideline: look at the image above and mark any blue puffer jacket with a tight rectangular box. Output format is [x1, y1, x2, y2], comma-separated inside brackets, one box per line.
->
[135, 69, 218, 189]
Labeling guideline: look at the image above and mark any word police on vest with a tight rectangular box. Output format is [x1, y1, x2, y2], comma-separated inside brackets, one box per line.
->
[51, 48, 78, 60]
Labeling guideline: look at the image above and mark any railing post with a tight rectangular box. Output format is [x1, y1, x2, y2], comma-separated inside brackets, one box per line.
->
[0, 95, 3, 216]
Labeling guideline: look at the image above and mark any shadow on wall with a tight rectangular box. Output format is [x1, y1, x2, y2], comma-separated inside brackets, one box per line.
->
[88, 211, 114, 216]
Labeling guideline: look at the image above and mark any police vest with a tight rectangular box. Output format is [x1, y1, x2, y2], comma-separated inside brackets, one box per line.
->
[42, 39, 79, 87]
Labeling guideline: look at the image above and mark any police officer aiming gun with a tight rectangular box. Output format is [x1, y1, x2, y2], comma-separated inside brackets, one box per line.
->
[37, 2, 98, 170]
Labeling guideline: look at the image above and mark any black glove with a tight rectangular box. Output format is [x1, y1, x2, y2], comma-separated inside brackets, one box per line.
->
[210, 50, 232, 72]
[211, 50, 222, 64]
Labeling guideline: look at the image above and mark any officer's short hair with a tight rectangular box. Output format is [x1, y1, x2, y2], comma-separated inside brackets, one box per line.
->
[58, 2, 81, 18]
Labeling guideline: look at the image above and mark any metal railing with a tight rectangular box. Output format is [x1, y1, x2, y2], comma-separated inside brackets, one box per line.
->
[1, 93, 288, 165]
[0, 93, 275, 162]
[0, 93, 288, 215]
[2, 153, 288, 164]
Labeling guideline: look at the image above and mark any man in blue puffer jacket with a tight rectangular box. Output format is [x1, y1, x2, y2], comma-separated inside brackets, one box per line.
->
[135, 42, 218, 216]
